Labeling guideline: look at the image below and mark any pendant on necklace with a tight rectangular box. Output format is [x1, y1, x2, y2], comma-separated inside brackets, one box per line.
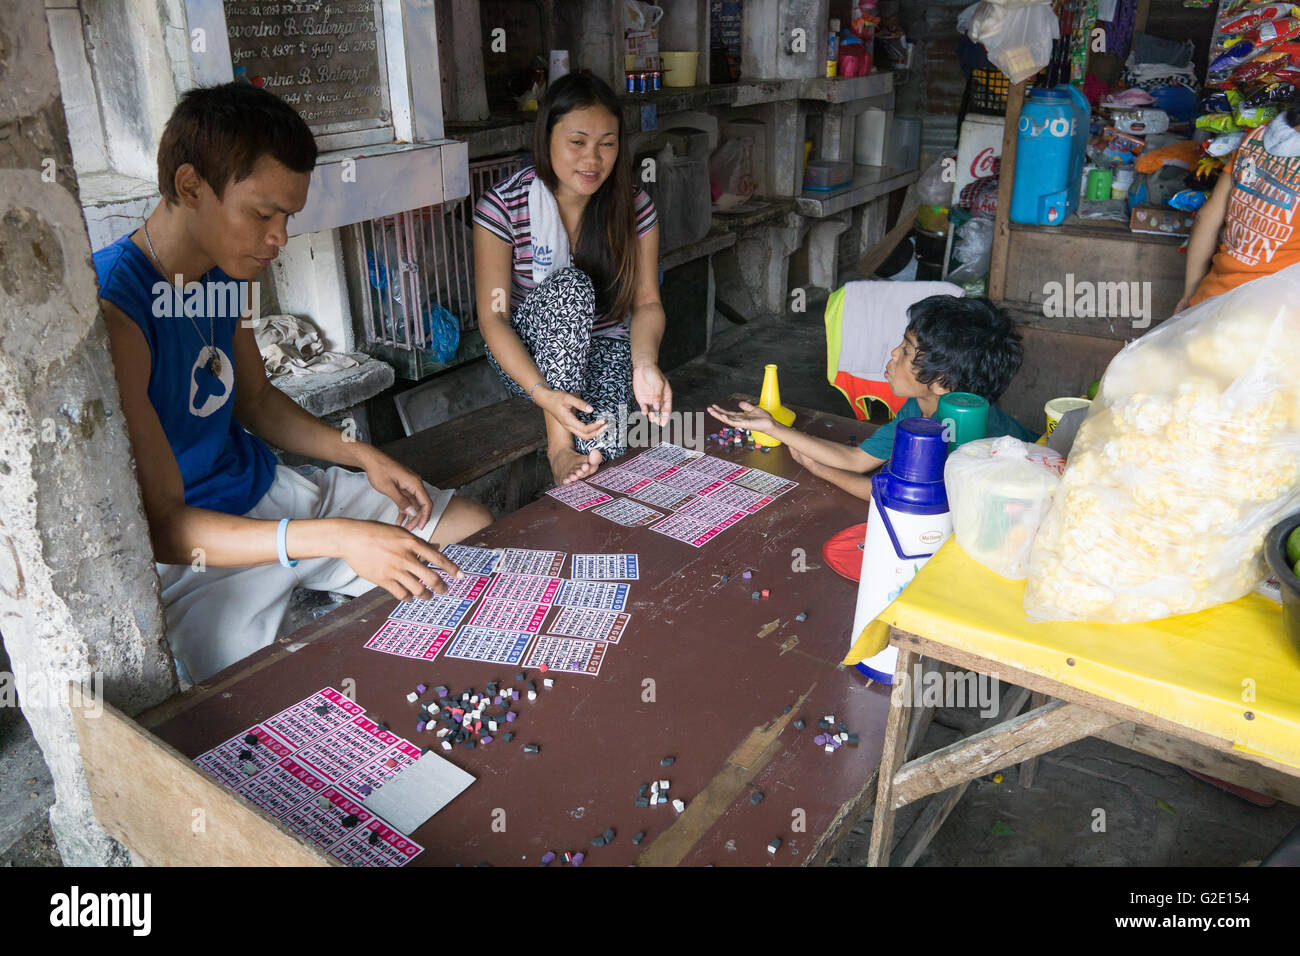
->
[207, 349, 222, 377]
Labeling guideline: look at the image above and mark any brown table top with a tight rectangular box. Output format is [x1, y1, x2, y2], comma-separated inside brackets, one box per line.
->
[143, 403, 889, 866]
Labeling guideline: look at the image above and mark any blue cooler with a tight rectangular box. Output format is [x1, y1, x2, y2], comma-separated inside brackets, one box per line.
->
[1009, 86, 1090, 226]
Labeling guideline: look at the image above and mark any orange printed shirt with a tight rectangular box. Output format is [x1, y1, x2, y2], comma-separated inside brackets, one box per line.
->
[1191, 126, 1300, 305]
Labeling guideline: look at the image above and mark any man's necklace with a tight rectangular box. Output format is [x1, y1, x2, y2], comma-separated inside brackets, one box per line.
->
[143, 219, 222, 376]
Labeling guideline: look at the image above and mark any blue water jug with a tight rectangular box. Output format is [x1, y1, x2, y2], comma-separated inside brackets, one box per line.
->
[1009, 86, 1090, 226]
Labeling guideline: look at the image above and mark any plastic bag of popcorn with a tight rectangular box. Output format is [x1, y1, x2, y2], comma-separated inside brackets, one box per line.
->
[1024, 264, 1300, 623]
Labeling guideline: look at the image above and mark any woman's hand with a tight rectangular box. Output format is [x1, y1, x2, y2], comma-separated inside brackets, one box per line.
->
[633, 363, 673, 426]
[335, 520, 463, 601]
[535, 387, 609, 442]
[358, 447, 434, 531]
[708, 400, 777, 434]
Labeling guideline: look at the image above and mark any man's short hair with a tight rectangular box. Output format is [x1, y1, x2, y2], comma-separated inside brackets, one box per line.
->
[157, 83, 317, 203]
[906, 295, 1023, 402]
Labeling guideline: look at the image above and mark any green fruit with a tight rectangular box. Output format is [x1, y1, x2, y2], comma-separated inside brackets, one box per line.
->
[1086, 379, 1100, 400]
[1287, 527, 1300, 567]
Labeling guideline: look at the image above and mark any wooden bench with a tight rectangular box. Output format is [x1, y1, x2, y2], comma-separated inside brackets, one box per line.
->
[379, 397, 547, 490]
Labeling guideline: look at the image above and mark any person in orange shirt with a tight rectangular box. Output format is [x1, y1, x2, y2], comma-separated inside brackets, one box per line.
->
[1178, 106, 1300, 312]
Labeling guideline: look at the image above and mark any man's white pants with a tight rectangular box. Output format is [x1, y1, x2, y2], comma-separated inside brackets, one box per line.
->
[157, 464, 454, 684]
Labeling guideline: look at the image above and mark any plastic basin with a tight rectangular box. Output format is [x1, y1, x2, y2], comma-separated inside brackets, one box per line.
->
[661, 52, 698, 87]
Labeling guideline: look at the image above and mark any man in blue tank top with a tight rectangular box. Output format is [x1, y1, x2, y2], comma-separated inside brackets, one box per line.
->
[95, 83, 492, 684]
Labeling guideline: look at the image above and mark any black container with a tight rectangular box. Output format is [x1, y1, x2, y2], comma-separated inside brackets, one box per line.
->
[1265, 511, 1300, 655]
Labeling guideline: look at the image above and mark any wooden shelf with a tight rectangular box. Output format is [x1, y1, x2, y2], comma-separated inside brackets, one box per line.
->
[1008, 215, 1184, 246]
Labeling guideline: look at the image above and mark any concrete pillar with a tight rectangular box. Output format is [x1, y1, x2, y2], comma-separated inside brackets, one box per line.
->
[736, 215, 805, 316]
[657, 0, 710, 79]
[808, 215, 852, 291]
[741, 0, 829, 80]
[766, 101, 805, 198]
[0, 0, 178, 867]
[437, 0, 489, 122]
[819, 105, 856, 163]
[560, 0, 620, 92]
[857, 196, 890, 258]
[80, 0, 185, 181]
[271, 230, 356, 353]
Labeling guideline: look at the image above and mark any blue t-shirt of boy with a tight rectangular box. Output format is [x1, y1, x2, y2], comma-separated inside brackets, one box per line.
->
[94, 234, 276, 515]
[859, 397, 1039, 460]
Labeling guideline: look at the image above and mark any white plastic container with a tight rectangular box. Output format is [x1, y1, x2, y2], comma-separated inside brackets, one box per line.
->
[944, 437, 1066, 580]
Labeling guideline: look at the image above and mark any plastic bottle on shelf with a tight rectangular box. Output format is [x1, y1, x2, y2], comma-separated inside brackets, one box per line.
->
[827, 18, 840, 78]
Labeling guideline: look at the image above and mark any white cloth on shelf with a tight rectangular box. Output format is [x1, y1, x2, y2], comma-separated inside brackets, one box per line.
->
[255, 313, 359, 376]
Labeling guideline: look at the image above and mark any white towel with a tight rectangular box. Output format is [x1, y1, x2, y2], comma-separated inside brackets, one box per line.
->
[837, 280, 964, 381]
[528, 173, 571, 286]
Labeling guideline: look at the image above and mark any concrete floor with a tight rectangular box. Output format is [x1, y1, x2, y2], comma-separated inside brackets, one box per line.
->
[1, 296, 1294, 868]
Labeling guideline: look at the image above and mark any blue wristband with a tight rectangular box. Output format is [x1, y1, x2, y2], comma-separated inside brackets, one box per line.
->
[277, 518, 298, 568]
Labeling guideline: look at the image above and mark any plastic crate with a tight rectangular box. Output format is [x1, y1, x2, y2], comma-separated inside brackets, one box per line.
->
[965, 67, 1010, 115]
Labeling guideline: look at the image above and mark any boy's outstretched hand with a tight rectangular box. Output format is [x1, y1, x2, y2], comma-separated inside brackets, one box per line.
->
[708, 400, 778, 434]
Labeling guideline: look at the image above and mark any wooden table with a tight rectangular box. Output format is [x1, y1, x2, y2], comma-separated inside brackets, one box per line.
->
[78, 404, 893, 866]
[866, 551, 1300, 868]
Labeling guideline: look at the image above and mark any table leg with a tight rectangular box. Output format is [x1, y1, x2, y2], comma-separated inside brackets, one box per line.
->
[890, 684, 1030, 866]
[1019, 692, 1048, 789]
[903, 657, 940, 761]
[866, 636, 917, 867]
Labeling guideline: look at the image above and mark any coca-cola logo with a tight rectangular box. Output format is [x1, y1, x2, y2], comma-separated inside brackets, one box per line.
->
[970, 147, 997, 179]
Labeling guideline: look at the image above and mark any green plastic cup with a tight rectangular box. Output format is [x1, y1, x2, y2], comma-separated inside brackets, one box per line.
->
[1086, 167, 1113, 201]
[936, 392, 989, 452]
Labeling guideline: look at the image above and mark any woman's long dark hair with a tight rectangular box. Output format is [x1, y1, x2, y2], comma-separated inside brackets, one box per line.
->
[533, 73, 639, 323]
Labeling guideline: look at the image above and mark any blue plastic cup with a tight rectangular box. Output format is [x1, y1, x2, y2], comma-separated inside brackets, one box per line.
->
[887, 417, 949, 484]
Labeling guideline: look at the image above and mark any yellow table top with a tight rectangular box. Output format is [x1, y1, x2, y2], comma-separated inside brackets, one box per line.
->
[858, 540, 1300, 773]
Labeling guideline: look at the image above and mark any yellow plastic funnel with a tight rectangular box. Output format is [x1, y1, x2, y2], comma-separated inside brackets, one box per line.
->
[753, 364, 796, 447]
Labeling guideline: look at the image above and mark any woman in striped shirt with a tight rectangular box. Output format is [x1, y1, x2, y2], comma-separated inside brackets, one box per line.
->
[473, 73, 672, 485]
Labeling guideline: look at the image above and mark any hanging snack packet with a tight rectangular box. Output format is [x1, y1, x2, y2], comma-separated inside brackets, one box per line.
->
[1168, 189, 1209, 211]
[1226, 48, 1293, 87]
[1222, 3, 1295, 33]
[1101, 126, 1146, 156]
[1250, 15, 1300, 46]
[1197, 113, 1244, 133]
[1211, 37, 1255, 72]
[1205, 130, 1248, 156]
[1242, 80, 1298, 107]
[1234, 100, 1281, 126]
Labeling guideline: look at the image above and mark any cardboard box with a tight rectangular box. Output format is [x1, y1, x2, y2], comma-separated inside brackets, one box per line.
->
[1129, 204, 1195, 237]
